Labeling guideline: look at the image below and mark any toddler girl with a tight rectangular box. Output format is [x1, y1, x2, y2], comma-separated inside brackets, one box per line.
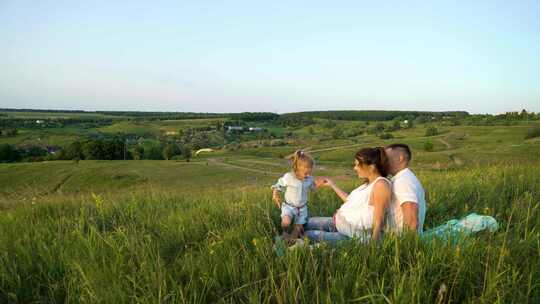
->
[272, 150, 320, 241]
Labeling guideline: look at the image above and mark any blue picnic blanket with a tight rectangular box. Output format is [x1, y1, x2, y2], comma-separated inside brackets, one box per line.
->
[422, 213, 498, 241]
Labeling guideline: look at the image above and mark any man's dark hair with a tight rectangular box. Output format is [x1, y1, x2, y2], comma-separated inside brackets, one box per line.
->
[385, 143, 412, 162]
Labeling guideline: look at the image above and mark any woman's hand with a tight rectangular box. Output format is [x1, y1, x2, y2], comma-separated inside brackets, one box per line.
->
[319, 177, 348, 202]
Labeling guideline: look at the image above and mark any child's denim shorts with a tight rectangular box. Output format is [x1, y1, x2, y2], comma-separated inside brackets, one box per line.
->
[281, 203, 308, 225]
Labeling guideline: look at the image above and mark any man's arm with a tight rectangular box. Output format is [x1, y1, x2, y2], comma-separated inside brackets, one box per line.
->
[401, 202, 419, 232]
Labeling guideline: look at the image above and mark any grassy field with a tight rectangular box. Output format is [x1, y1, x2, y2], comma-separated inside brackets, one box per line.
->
[0, 163, 539, 303]
[1, 114, 540, 302]
[0, 160, 277, 203]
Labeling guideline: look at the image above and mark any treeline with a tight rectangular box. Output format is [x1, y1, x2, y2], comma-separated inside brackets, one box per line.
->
[497, 109, 539, 120]
[96, 111, 228, 120]
[278, 116, 315, 127]
[98, 111, 279, 121]
[57, 138, 128, 160]
[1, 109, 279, 122]
[228, 112, 279, 122]
[0, 144, 49, 162]
[280, 110, 469, 121]
[57, 138, 194, 161]
[0, 108, 87, 114]
[465, 110, 540, 126]
[0, 118, 113, 129]
[0, 129, 19, 137]
[0, 138, 195, 163]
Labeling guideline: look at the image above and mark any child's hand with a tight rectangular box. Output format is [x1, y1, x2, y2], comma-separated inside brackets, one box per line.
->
[315, 177, 331, 187]
[314, 177, 324, 188]
[272, 192, 281, 208]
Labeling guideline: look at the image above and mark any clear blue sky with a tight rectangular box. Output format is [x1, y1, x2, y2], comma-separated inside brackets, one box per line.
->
[1, 1, 539, 114]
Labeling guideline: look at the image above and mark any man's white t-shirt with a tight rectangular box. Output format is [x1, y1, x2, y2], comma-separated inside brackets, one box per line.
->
[386, 168, 426, 234]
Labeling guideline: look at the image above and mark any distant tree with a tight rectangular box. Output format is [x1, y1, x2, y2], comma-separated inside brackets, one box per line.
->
[132, 145, 144, 160]
[308, 127, 315, 135]
[343, 128, 359, 138]
[368, 123, 385, 134]
[60, 141, 84, 160]
[415, 116, 429, 124]
[163, 143, 181, 160]
[424, 126, 439, 137]
[322, 119, 336, 129]
[525, 126, 540, 139]
[215, 121, 224, 131]
[226, 142, 240, 152]
[331, 128, 344, 139]
[181, 128, 194, 144]
[0, 144, 21, 162]
[145, 143, 164, 160]
[101, 140, 116, 160]
[191, 132, 210, 150]
[82, 140, 104, 160]
[450, 117, 462, 126]
[424, 141, 434, 152]
[386, 120, 401, 132]
[379, 133, 394, 140]
[6, 129, 18, 137]
[278, 116, 314, 127]
[182, 145, 192, 162]
[22, 145, 47, 161]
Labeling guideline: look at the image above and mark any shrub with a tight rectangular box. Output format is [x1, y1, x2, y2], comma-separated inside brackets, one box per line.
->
[379, 133, 394, 140]
[525, 126, 540, 139]
[424, 141, 434, 151]
[425, 126, 439, 137]
[331, 128, 344, 139]
[163, 143, 182, 160]
[0, 144, 21, 162]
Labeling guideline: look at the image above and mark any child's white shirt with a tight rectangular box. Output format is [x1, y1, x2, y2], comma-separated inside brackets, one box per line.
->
[272, 172, 315, 207]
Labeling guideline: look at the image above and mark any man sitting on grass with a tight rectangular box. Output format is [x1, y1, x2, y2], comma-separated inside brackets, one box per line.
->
[384, 143, 427, 234]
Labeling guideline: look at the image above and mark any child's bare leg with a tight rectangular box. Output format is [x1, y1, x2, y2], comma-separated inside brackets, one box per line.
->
[290, 224, 304, 239]
[281, 216, 292, 240]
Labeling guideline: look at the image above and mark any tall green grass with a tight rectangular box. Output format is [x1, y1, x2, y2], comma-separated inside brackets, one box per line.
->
[1, 164, 539, 303]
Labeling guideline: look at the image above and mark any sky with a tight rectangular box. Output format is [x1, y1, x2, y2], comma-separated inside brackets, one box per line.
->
[1, 0, 539, 114]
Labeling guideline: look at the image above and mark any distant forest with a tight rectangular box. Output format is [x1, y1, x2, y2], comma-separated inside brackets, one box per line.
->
[0, 108, 468, 121]
[280, 110, 469, 121]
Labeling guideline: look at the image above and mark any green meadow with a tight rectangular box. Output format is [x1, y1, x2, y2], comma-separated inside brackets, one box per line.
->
[1, 164, 539, 303]
[1, 111, 539, 302]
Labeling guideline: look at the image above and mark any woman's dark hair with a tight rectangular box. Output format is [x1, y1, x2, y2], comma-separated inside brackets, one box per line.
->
[355, 147, 388, 177]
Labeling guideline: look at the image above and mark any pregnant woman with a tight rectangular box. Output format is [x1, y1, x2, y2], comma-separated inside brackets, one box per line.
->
[304, 147, 392, 243]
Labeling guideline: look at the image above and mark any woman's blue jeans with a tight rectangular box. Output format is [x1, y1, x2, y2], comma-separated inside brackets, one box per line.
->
[304, 217, 350, 244]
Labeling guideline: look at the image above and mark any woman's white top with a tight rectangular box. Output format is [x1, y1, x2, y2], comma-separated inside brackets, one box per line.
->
[335, 176, 392, 238]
